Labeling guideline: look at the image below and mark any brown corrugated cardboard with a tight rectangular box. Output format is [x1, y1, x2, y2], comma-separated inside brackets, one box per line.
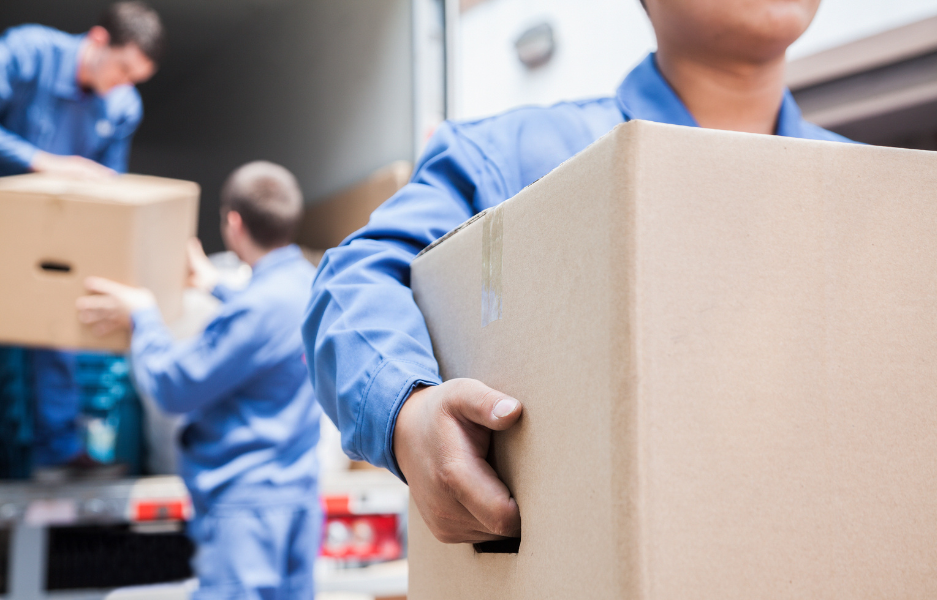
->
[297, 161, 411, 251]
[408, 120, 937, 599]
[0, 174, 199, 351]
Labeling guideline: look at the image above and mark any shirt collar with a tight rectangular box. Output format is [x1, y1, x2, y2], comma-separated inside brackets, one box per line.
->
[53, 34, 86, 100]
[250, 244, 304, 280]
[774, 89, 806, 138]
[616, 53, 806, 138]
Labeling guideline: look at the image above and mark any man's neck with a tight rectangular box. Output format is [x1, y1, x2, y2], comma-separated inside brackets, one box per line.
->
[75, 39, 94, 91]
[239, 244, 286, 268]
[655, 48, 787, 135]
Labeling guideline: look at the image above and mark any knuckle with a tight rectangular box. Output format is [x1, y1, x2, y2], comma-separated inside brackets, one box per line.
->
[440, 379, 466, 408]
[436, 532, 461, 544]
[436, 461, 462, 498]
[488, 509, 517, 538]
[433, 527, 461, 544]
[448, 378, 479, 399]
[425, 507, 463, 544]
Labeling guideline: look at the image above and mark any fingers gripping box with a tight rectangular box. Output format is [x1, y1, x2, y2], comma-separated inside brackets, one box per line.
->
[0, 174, 199, 351]
[409, 121, 937, 599]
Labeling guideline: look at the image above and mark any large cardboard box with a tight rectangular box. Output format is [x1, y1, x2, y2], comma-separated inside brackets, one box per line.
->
[409, 121, 937, 599]
[0, 174, 199, 351]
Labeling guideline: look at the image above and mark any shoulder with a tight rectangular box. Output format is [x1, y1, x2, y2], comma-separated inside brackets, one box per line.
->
[274, 258, 317, 298]
[454, 97, 622, 154]
[3, 24, 58, 45]
[799, 121, 858, 145]
[446, 97, 623, 195]
[1, 25, 75, 55]
[245, 259, 316, 311]
[0, 25, 60, 67]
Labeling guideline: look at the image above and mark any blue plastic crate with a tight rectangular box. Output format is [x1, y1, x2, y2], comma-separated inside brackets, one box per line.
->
[0, 346, 33, 479]
[75, 352, 143, 474]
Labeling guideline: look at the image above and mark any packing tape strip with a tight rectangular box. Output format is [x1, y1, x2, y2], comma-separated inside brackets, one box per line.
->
[481, 205, 503, 327]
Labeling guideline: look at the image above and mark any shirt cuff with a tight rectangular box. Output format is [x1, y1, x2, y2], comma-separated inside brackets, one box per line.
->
[357, 359, 441, 481]
[211, 283, 235, 303]
[131, 306, 165, 333]
[19, 145, 39, 171]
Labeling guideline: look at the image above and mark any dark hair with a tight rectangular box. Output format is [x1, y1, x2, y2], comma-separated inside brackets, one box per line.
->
[98, 1, 165, 63]
[220, 161, 304, 249]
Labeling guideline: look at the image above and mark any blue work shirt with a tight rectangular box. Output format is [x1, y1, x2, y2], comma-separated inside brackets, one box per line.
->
[303, 53, 856, 479]
[131, 245, 322, 513]
[0, 24, 142, 175]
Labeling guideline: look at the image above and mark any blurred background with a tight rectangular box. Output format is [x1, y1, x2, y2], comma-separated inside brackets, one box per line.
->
[0, 0, 432, 254]
[2, 0, 934, 252]
[0, 0, 936, 598]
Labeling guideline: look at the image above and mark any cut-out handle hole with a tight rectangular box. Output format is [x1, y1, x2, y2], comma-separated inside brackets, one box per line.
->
[474, 537, 521, 554]
[38, 260, 73, 274]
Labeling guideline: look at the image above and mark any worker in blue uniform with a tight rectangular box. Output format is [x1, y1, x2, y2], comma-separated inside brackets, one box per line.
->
[0, 1, 161, 176]
[0, 2, 164, 472]
[303, 0, 857, 545]
[77, 162, 322, 600]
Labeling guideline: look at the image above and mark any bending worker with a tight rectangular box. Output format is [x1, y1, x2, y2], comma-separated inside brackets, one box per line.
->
[303, 0, 856, 545]
[0, 2, 163, 471]
[77, 162, 322, 599]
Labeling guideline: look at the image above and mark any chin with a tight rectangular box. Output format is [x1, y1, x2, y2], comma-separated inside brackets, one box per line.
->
[753, 1, 816, 43]
[723, 7, 815, 61]
[663, 0, 819, 63]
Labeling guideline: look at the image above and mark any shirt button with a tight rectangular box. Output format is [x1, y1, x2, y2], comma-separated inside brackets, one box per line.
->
[95, 119, 114, 138]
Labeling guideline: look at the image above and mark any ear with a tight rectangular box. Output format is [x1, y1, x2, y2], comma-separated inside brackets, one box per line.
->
[87, 26, 111, 47]
[226, 210, 243, 232]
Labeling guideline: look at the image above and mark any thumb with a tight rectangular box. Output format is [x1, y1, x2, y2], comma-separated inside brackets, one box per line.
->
[444, 378, 523, 432]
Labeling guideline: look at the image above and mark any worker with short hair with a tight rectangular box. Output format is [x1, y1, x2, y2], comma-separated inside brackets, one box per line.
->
[0, 0, 162, 178]
[304, 0, 856, 545]
[77, 162, 322, 599]
[0, 1, 164, 473]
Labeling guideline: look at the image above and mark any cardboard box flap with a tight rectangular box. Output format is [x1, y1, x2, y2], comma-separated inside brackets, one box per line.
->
[415, 208, 489, 260]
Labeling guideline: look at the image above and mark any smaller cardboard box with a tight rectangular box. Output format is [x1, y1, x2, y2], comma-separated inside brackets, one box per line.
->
[0, 174, 199, 351]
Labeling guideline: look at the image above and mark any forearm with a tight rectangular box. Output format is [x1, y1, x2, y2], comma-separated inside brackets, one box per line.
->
[305, 241, 443, 476]
[129, 307, 184, 411]
[303, 120, 516, 477]
[0, 126, 38, 173]
[130, 304, 261, 415]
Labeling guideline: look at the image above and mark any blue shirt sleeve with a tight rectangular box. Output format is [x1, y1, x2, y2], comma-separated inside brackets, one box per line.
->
[303, 121, 512, 478]
[211, 283, 236, 303]
[130, 302, 266, 415]
[0, 28, 40, 171]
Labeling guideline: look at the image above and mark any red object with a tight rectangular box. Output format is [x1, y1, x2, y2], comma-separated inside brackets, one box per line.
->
[320, 494, 402, 562]
[132, 500, 189, 522]
[323, 495, 350, 515]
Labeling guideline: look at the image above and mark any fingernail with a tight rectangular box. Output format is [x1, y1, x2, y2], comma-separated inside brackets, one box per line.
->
[492, 398, 518, 418]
